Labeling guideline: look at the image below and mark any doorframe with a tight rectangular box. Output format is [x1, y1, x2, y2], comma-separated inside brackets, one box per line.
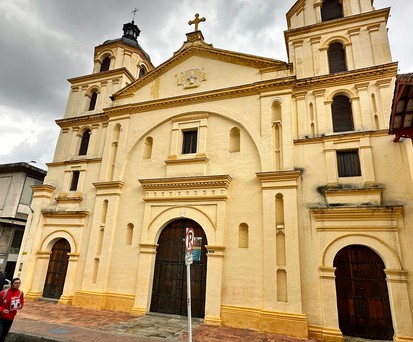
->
[132, 205, 225, 324]
[320, 235, 413, 340]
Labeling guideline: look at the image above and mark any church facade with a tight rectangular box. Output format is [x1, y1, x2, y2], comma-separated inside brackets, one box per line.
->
[17, 0, 413, 341]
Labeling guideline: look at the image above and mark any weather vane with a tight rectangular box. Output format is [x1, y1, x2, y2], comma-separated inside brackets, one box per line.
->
[188, 13, 206, 32]
[132, 8, 139, 21]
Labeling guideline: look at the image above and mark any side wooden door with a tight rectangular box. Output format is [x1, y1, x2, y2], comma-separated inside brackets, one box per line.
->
[334, 245, 394, 339]
[42, 239, 70, 299]
[150, 219, 207, 317]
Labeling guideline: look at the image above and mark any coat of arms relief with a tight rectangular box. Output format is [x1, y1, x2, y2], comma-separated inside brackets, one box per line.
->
[177, 67, 206, 89]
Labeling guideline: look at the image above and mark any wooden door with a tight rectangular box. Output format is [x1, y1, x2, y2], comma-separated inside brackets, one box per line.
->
[334, 245, 394, 339]
[150, 219, 207, 317]
[43, 239, 70, 299]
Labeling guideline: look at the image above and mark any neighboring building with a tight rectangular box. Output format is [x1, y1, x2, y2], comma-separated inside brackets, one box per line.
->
[0, 162, 46, 278]
[17, 1, 413, 341]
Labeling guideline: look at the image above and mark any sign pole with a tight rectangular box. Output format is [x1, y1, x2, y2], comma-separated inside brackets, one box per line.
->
[185, 227, 195, 342]
[186, 254, 192, 342]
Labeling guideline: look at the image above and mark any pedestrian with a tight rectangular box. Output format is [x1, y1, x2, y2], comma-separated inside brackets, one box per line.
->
[0, 273, 5, 291]
[0, 278, 24, 342]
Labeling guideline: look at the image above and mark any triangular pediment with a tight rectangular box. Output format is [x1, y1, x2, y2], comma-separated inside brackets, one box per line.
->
[112, 33, 289, 103]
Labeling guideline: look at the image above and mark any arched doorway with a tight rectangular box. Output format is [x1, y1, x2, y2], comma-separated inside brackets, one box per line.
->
[150, 219, 207, 317]
[334, 245, 394, 339]
[42, 239, 70, 299]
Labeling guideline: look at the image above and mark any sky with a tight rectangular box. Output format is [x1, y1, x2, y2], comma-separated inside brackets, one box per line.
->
[0, 0, 411, 170]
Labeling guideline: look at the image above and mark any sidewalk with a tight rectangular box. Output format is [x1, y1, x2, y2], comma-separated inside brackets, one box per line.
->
[7, 300, 312, 341]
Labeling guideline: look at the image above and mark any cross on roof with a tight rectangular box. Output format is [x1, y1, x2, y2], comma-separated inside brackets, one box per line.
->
[188, 13, 206, 32]
[132, 8, 139, 21]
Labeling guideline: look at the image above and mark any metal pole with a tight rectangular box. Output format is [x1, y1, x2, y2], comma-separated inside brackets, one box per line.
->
[187, 259, 192, 342]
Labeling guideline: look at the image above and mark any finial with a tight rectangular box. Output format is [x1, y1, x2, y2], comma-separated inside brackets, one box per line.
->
[188, 13, 206, 32]
[132, 8, 139, 22]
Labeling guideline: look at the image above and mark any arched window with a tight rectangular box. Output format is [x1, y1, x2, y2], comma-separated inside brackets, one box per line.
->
[88, 91, 98, 111]
[100, 56, 110, 72]
[139, 65, 147, 78]
[78, 129, 91, 155]
[321, 0, 343, 22]
[239, 223, 249, 248]
[332, 95, 354, 132]
[229, 127, 240, 152]
[328, 42, 347, 73]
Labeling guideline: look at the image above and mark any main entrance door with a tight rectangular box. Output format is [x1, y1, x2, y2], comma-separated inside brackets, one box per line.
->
[334, 245, 394, 339]
[150, 219, 207, 318]
[43, 239, 70, 299]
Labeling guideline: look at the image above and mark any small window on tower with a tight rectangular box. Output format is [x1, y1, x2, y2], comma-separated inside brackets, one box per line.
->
[100, 56, 110, 72]
[70, 171, 80, 191]
[88, 92, 98, 111]
[182, 130, 198, 154]
[337, 150, 361, 177]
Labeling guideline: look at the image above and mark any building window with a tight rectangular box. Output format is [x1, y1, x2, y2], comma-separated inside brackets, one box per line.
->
[70, 171, 80, 191]
[100, 56, 110, 72]
[88, 92, 98, 111]
[139, 65, 147, 78]
[20, 176, 42, 205]
[321, 0, 343, 22]
[182, 130, 198, 154]
[337, 150, 361, 177]
[332, 95, 354, 132]
[328, 42, 347, 73]
[78, 129, 91, 156]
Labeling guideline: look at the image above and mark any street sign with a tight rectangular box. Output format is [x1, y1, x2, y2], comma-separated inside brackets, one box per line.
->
[185, 227, 195, 252]
[185, 252, 193, 265]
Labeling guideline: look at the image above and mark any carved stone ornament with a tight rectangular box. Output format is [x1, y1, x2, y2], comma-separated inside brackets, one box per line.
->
[178, 67, 206, 89]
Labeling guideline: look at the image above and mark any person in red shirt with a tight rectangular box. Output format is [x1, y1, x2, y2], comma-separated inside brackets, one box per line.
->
[0, 278, 24, 342]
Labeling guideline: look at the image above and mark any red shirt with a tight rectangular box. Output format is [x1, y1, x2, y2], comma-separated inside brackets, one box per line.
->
[0, 288, 24, 320]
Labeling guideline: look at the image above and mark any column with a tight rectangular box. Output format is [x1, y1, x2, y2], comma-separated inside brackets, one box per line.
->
[131, 243, 158, 315]
[292, 40, 304, 79]
[359, 137, 376, 184]
[319, 47, 329, 75]
[88, 124, 100, 158]
[204, 246, 225, 325]
[368, 24, 384, 65]
[324, 99, 333, 134]
[324, 141, 337, 185]
[25, 251, 51, 300]
[348, 28, 361, 69]
[355, 82, 372, 130]
[376, 79, 393, 129]
[319, 267, 343, 341]
[196, 116, 208, 157]
[310, 37, 322, 76]
[385, 269, 413, 339]
[59, 253, 80, 304]
[313, 1, 322, 24]
[123, 50, 132, 70]
[350, 95, 362, 130]
[295, 91, 307, 138]
[314, 90, 326, 134]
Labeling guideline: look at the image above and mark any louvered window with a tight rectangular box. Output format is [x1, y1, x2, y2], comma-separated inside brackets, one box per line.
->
[332, 95, 354, 132]
[79, 129, 91, 156]
[88, 92, 98, 111]
[337, 150, 361, 177]
[139, 65, 147, 78]
[328, 42, 347, 73]
[182, 130, 198, 154]
[321, 0, 343, 21]
[100, 57, 110, 72]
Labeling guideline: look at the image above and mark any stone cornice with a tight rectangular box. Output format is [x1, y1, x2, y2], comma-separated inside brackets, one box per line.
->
[285, 8, 390, 38]
[114, 44, 289, 99]
[310, 206, 403, 222]
[294, 63, 397, 91]
[139, 174, 232, 202]
[56, 113, 108, 128]
[294, 129, 389, 145]
[106, 77, 296, 116]
[68, 67, 135, 86]
[93, 181, 125, 196]
[256, 170, 301, 189]
[41, 210, 89, 218]
[47, 157, 103, 168]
